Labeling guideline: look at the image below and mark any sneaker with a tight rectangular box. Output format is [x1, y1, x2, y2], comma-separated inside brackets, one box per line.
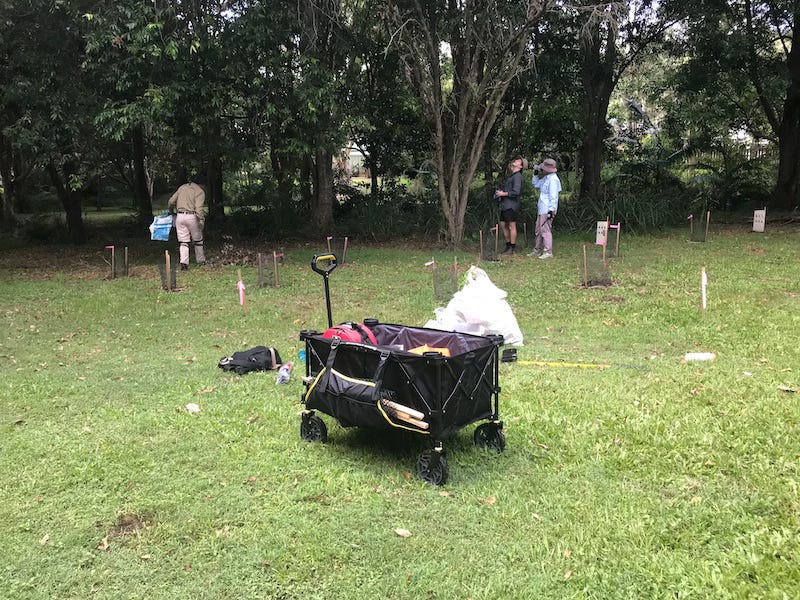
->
[528, 249, 540, 257]
[501, 247, 514, 255]
[180, 263, 189, 271]
[539, 252, 553, 260]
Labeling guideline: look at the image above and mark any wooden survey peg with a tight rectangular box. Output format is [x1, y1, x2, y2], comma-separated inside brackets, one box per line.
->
[689, 211, 711, 242]
[159, 250, 178, 291]
[237, 269, 248, 315]
[327, 236, 349, 264]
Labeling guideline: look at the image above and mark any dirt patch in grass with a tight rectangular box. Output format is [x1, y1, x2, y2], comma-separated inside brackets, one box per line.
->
[106, 512, 153, 540]
[603, 294, 626, 305]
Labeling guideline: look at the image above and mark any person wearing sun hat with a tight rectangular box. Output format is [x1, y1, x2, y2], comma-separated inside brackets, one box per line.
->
[529, 158, 561, 259]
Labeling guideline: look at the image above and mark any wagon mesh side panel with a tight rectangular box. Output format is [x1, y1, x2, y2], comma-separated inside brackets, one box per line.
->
[303, 326, 498, 439]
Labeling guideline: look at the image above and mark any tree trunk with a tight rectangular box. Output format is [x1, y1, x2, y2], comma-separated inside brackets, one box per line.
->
[370, 157, 379, 202]
[771, 15, 800, 211]
[132, 125, 153, 226]
[312, 150, 334, 233]
[300, 154, 313, 209]
[207, 154, 224, 224]
[48, 162, 87, 244]
[0, 156, 16, 229]
[0, 134, 17, 228]
[578, 30, 616, 206]
[205, 120, 225, 225]
[270, 149, 294, 203]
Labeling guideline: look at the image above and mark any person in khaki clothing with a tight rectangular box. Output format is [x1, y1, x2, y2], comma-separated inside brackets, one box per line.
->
[168, 174, 207, 270]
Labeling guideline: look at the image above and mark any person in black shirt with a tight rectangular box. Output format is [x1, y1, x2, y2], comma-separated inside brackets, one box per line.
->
[494, 158, 523, 255]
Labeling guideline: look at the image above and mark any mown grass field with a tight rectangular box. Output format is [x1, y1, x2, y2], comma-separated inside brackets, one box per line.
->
[1, 223, 799, 599]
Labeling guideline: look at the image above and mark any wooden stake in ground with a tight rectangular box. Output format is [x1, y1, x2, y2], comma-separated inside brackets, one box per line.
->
[237, 269, 248, 315]
[105, 245, 115, 279]
[611, 223, 621, 257]
[124, 246, 129, 277]
[164, 250, 171, 291]
[493, 223, 499, 257]
[582, 244, 588, 287]
[479, 230, 484, 262]
[705, 211, 711, 241]
[701, 266, 708, 313]
[273, 251, 280, 287]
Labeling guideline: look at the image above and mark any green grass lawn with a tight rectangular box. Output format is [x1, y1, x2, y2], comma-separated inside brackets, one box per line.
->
[1, 225, 799, 599]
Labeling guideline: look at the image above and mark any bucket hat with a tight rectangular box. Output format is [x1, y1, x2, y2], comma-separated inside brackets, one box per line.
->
[539, 158, 558, 173]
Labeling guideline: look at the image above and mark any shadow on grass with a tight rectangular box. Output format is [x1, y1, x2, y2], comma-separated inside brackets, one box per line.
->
[316, 422, 504, 481]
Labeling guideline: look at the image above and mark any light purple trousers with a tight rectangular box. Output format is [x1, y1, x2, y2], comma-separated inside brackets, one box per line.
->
[175, 213, 205, 265]
[534, 213, 554, 254]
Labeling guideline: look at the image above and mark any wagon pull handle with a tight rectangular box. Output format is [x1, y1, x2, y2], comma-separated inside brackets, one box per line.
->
[311, 253, 337, 277]
[311, 253, 337, 328]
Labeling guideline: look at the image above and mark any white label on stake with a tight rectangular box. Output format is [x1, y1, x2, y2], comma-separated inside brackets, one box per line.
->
[753, 209, 766, 232]
[595, 221, 608, 245]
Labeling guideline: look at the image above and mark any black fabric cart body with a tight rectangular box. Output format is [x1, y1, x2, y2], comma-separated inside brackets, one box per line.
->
[300, 322, 506, 484]
[299, 253, 506, 485]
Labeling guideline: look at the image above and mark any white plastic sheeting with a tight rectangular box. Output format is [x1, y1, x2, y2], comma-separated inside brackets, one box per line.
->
[424, 266, 524, 346]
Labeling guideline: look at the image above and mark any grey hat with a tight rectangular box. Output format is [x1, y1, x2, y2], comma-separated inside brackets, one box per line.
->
[540, 158, 558, 174]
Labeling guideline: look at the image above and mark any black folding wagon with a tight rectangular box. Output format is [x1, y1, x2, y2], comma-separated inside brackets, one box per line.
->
[299, 254, 506, 485]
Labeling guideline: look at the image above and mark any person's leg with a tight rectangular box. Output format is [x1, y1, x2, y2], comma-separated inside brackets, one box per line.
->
[540, 216, 554, 257]
[542, 218, 553, 253]
[533, 214, 545, 252]
[508, 221, 517, 245]
[175, 214, 191, 266]
[499, 220, 511, 244]
[185, 216, 205, 263]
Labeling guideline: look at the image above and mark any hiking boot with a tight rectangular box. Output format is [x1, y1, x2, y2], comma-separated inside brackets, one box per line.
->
[539, 252, 553, 260]
[501, 246, 514, 255]
[180, 263, 189, 271]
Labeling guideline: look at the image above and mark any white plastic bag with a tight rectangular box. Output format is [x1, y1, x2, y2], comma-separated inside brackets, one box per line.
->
[424, 266, 524, 346]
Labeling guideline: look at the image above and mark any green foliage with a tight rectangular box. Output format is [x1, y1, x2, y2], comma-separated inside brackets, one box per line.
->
[686, 153, 775, 212]
[334, 180, 443, 239]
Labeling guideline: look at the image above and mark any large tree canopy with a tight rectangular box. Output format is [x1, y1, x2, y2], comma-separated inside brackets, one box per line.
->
[1, 0, 798, 243]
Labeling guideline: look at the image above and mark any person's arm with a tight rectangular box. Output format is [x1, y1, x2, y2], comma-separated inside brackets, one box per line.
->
[509, 172, 522, 198]
[546, 178, 561, 214]
[167, 189, 179, 213]
[194, 186, 206, 227]
[531, 173, 543, 189]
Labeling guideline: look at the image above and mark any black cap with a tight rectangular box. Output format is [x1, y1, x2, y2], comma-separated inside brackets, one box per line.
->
[192, 173, 207, 185]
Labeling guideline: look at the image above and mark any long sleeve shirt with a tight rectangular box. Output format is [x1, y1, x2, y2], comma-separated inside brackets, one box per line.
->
[499, 170, 522, 211]
[532, 173, 561, 215]
[168, 183, 206, 225]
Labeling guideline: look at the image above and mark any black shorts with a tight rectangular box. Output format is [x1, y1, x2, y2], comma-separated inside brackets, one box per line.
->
[500, 208, 518, 223]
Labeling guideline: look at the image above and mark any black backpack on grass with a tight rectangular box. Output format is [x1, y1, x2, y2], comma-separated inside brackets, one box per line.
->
[218, 346, 282, 375]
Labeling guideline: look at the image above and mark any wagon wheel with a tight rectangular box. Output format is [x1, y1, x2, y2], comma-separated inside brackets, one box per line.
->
[474, 422, 506, 453]
[300, 413, 327, 442]
[416, 448, 448, 486]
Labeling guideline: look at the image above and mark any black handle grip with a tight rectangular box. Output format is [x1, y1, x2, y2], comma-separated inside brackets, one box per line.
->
[311, 253, 337, 276]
